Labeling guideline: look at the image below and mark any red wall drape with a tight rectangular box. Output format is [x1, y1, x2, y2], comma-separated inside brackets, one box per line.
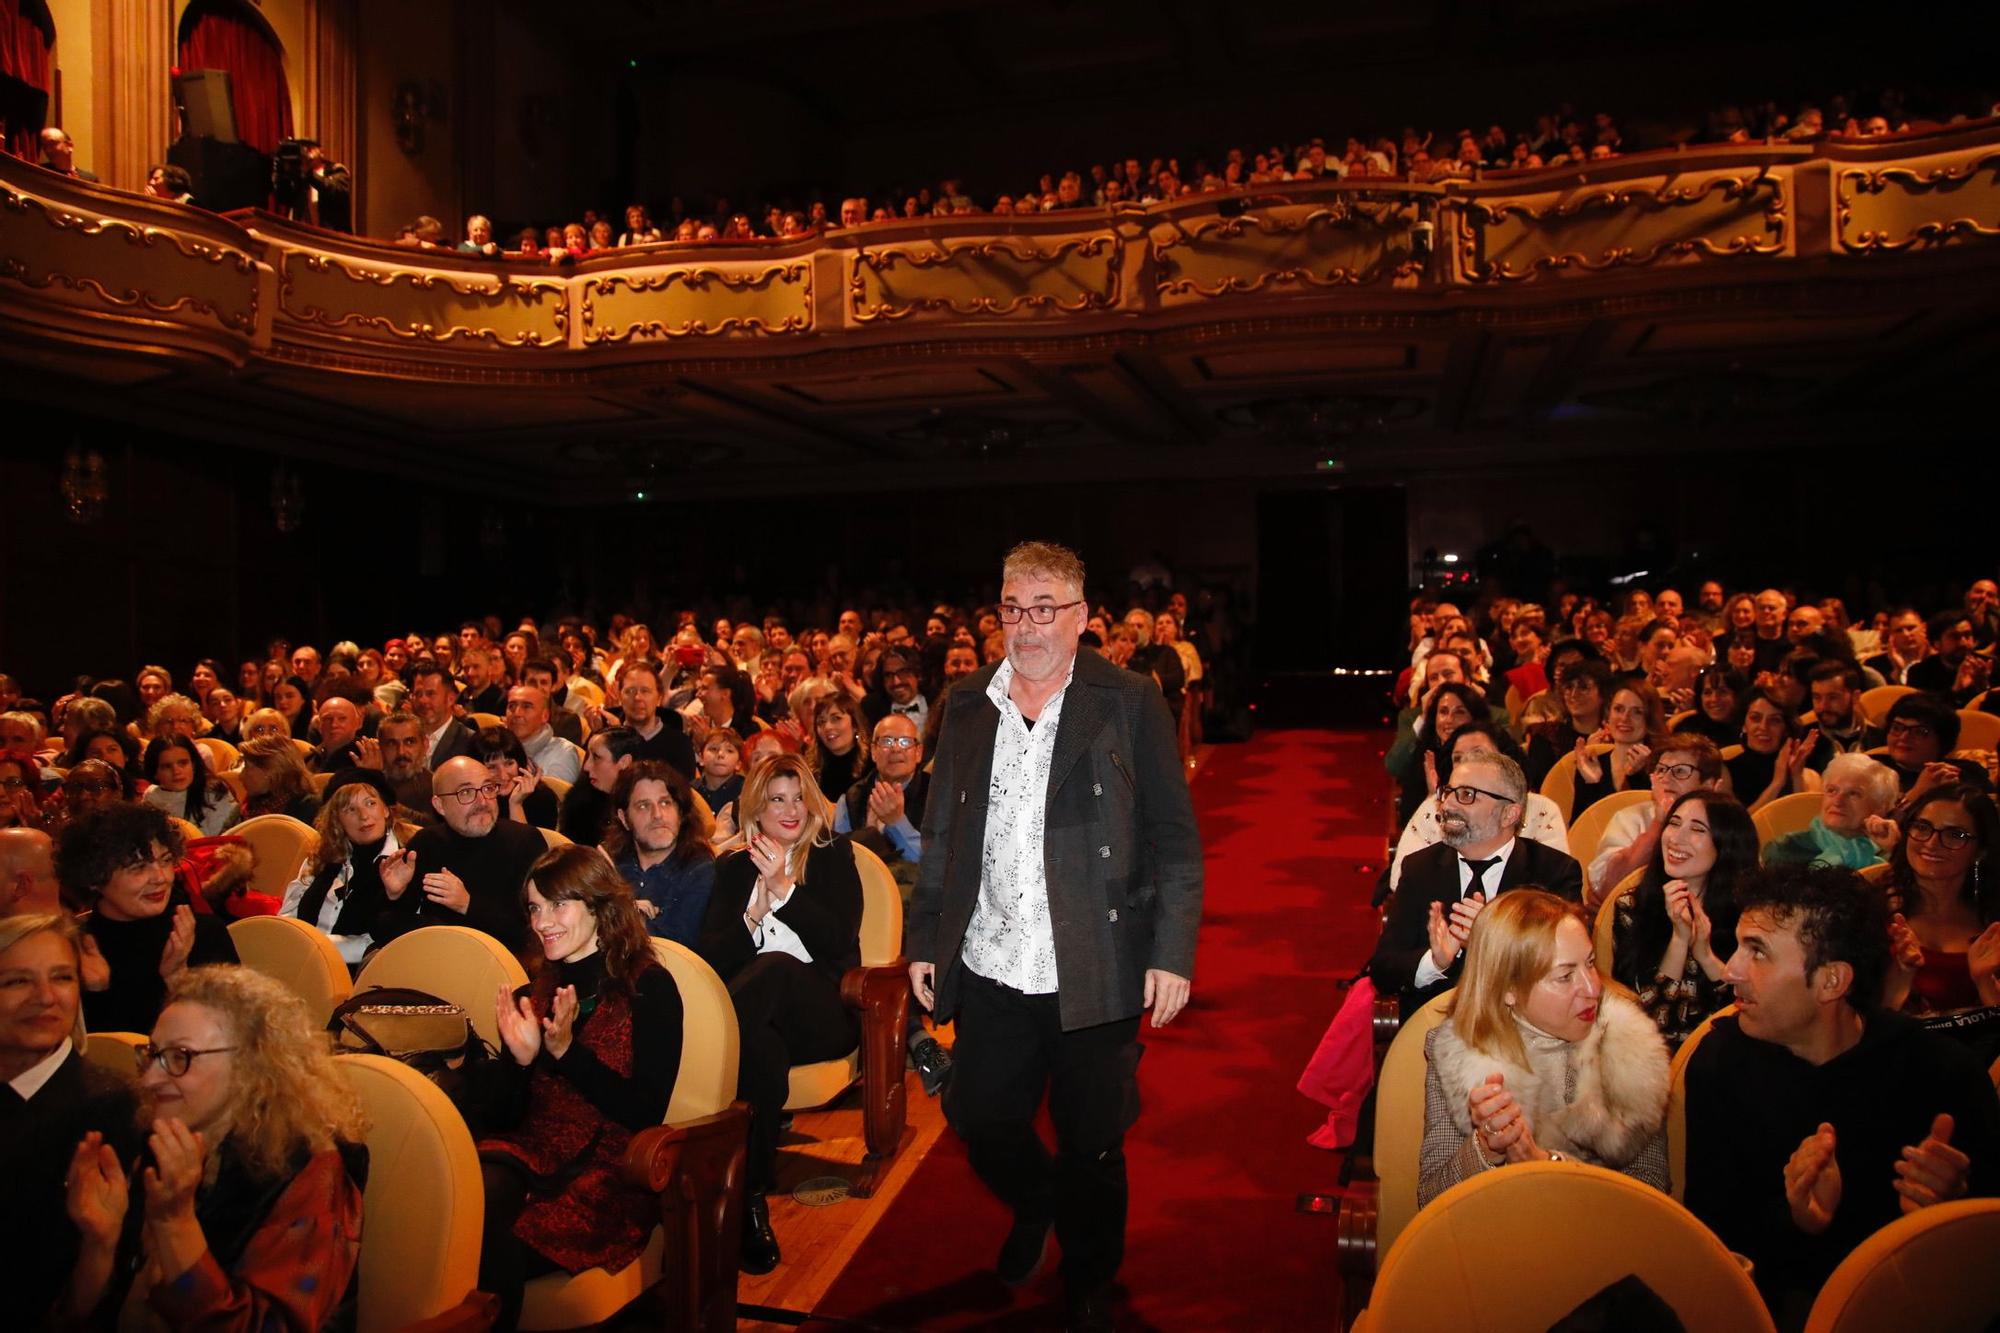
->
[0, 0, 53, 160]
[178, 7, 292, 156]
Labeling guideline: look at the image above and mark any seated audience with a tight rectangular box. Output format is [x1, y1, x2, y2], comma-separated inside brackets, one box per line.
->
[1386, 724, 1567, 895]
[308, 694, 367, 772]
[1728, 687, 1824, 814]
[1567, 679, 1669, 820]
[832, 714, 928, 869]
[0, 826, 60, 912]
[561, 725, 644, 847]
[1908, 611, 1988, 703]
[369, 708, 436, 815]
[471, 726, 560, 831]
[60, 966, 368, 1329]
[694, 727, 746, 829]
[238, 733, 322, 823]
[1883, 785, 2000, 1016]
[0, 913, 144, 1329]
[1588, 735, 1726, 904]
[408, 664, 477, 768]
[607, 760, 715, 948]
[605, 658, 697, 782]
[1387, 680, 1490, 833]
[282, 770, 419, 966]
[809, 693, 871, 801]
[504, 684, 583, 784]
[1608, 792, 1757, 1048]
[1368, 750, 1583, 1018]
[382, 756, 543, 949]
[1878, 692, 1991, 803]
[1865, 608, 1929, 686]
[473, 845, 684, 1330]
[1684, 862, 2000, 1327]
[699, 754, 863, 1274]
[1807, 661, 1872, 755]
[1524, 658, 1609, 789]
[1417, 889, 1669, 1207]
[58, 803, 238, 1033]
[140, 735, 240, 836]
[1764, 753, 1902, 870]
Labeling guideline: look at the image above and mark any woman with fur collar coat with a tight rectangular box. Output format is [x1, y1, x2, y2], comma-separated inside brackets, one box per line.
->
[1417, 891, 1672, 1207]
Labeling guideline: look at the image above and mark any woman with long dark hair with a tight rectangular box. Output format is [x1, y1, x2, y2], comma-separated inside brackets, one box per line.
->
[1390, 682, 1490, 832]
[1726, 686, 1822, 815]
[559, 726, 645, 847]
[1608, 791, 1758, 1049]
[1568, 679, 1669, 821]
[1883, 784, 2000, 1016]
[1680, 665, 1746, 745]
[139, 735, 240, 836]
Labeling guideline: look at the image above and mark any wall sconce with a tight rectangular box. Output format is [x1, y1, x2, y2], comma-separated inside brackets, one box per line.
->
[60, 446, 108, 524]
[270, 465, 304, 533]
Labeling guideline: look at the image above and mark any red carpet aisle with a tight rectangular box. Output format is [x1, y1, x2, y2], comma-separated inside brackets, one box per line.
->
[807, 730, 1390, 1331]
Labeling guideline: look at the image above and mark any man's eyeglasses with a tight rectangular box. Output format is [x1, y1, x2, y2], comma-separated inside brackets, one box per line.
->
[1437, 783, 1517, 807]
[135, 1043, 235, 1077]
[1651, 763, 1702, 783]
[997, 601, 1084, 625]
[874, 735, 919, 750]
[1907, 819, 1976, 849]
[1886, 721, 1936, 741]
[442, 783, 502, 805]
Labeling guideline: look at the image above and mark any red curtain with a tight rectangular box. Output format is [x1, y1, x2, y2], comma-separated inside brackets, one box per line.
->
[0, 0, 53, 160]
[178, 6, 292, 156]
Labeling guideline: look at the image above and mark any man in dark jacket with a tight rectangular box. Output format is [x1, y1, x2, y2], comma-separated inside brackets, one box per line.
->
[909, 541, 1203, 1332]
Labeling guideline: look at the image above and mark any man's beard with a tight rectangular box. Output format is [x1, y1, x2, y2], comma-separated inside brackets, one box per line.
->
[384, 758, 419, 781]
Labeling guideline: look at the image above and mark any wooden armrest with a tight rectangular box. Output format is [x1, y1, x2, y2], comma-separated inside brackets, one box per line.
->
[1336, 1179, 1380, 1328]
[397, 1291, 500, 1333]
[617, 1104, 750, 1333]
[620, 1107, 750, 1193]
[836, 961, 911, 1197]
[840, 959, 909, 1011]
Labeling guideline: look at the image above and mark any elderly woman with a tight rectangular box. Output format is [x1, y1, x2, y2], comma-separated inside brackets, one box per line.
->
[61, 966, 367, 1329]
[699, 753, 862, 1274]
[474, 845, 683, 1330]
[1764, 753, 1902, 869]
[60, 804, 238, 1034]
[1608, 792, 1758, 1049]
[1417, 890, 1670, 1206]
[238, 735, 320, 823]
[146, 694, 207, 744]
[1883, 785, 2000, 1016]
[240, 707, 291, 744]
[140, 736, 241, 836]
[283, 770, 420, 967]
[1568, 679, 1668, 820]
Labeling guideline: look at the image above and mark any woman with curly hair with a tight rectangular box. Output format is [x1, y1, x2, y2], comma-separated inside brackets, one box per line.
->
[283, 770, 422, 966]
[61, 965, 368, 1329]
[475, 844, 683, 1329]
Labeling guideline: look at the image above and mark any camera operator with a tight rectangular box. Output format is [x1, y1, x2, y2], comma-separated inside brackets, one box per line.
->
[276, 138, 351, 232]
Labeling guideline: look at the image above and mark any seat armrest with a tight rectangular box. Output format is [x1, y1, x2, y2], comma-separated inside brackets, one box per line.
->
[840, 959, 909, 1011]
[1370, 995, 1403, 1070]
[838, 961, 911, 1197]
[621, 1108, 750, 1192]
[1336, 1179, 1380, 1328]
[397, 1291, 500, 1332]
[619, 1104, 750, 1333]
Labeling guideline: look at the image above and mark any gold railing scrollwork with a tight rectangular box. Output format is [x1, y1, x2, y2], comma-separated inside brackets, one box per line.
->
[276, 249, 568, 347]
[1151, 200, 1420, 300]
[580, 262, 813, 343]
[1835, 152, 2000, 253]
[850, 234, 1120, 322]
[1456, 171, 1788, 282]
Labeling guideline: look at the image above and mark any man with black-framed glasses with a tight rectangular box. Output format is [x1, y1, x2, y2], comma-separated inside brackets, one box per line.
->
[1368, 750, 1582, 1018]
[379, 756, 541, 949]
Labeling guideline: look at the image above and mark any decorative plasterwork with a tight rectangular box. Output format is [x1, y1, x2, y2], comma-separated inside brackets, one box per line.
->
[580, 262, 813, 342]
[1835, 152, 2000, 252]
[1152, 202, 1420, 298]
[277, 250, 568, 347]
[850, 235, 1120, 321]
[1457, 173, 1787, 282]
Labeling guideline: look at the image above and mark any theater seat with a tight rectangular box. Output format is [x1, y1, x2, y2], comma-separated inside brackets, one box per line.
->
[1666, 1003, 1737, 1203]
[1568, 789, 1652, 902]
[1336, 988, 1455, 1327]
[194, 736, 239, 771]
[540, 826, 572, 849]
[540, 776, 571, 803]
[1804, 1197, 2000, 1332]
[1859, 686, 1918, 727]
[1352, 1161, 1773, 1332]
[353, 925, 529, 1050]
[1538, 743, 1614, 826]
[1957, 710, 2000, 753]
[334, 1053, 495, 1333]
[227, 913, 352, 1027]
[291, 738, 315, 759]
[231, 813, 319, 902]
[518, 939, 749, 1332]
[1593, 867, 1644, 968]
[1753, 791, 1824, 850]
[777, 840, 909, 1198]
[470, 712, 505, 731]
[83, 1030, 146, 1074]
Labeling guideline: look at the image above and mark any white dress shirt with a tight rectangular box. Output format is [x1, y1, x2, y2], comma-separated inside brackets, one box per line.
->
[1413, 837, 1519, 989]
[10, 1037, 72, 1101]
[744, 875, 814, 965]
[960, 657, 1073, 995]
[279, 829, 404, 965]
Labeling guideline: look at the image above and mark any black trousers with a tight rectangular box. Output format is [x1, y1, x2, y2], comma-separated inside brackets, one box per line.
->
[729, 952, 859, 1193]
[478, 1158, 562, 1332]
[944, 967, 1143, 1296]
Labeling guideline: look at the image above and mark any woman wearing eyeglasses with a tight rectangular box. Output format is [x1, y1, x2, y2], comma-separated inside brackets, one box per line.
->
[56, 803, 238, 1035]
[1883, 784, 2000, 1016]
[60, 966, 367, 1329]
[1523, 658, 1608, 790]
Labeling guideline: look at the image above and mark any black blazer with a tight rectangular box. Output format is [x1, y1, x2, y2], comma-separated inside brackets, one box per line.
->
[698, 838, 864, 989]
[428, 717, 478, 767]
[1369, 837, 1583, 1017]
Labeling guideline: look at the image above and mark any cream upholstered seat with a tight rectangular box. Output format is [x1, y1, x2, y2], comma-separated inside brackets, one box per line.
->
[1957, 709, 2000, 753]
[1752, 790, 1826, 850]
[334, 1053, 494, 1332]
[227, 913, 352, 1027]
[540, 775, 571, 803]
[1569, 789, 1653, 903]
[1538, 742, 1615, 825]
[1351, 1161, 1774, 1332]
[1336, 988, 1455, 1326]
[308, 770, 333, 795]
[518, 939, 748, 1332]
[353, 924, 529, 1051]
[1666, 1003, 1736, 1203]
[539, 826, 573, 850]
[771, 840, 910, 1197]
[469, 711, 505, 731]
[193, 736, 239, 771]
[230, 813, 319, 903]
[83, 1030, 147, 1074]
[1804, 1197, 2000, 1332]
[1592, 866, 1645, 969]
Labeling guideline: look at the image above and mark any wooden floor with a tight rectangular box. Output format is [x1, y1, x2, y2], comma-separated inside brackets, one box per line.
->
[735, 1055, 952, 1330]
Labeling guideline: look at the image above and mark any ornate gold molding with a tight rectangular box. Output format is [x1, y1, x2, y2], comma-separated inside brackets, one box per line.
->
[1835, 153, 2000, 252]
[1457, 173, 1787, 282]
[850, 235, 1120, 321]
[277, 250, 568, 346]
[1151, 203, 1419, 297]
[579, 262, 813, 342]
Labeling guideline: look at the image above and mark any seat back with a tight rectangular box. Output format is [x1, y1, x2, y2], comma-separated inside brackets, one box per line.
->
[469, 712, 505, 731]
[1666, 1003, 1736, 1203]
[1859, 861, 1892, 886]
[227, 914, 353, 1027]
[540, 775, 571, 803]
[194, 736, 239, 771]
[1804, 1197, 2000, 1333]
[539, 826, 572, 850]
[851, 841, 904, 968]
[1537, 743, 1613, 824]
[1367, 1161, 1773, 1332]
[1373, 989, 1457, 1263]
[231, 813, 319, 901]
[1666, 709, 1696, 732]
[354, 925, 529, 1050]
[1858, 685, 1917, 727]
[335, 1054, 485, 1333]
[1569, 790, 1653, 899]
[84, 1030, 146, 1075]
[1753, 790, 1826, 849]
[1956, 709, 2000, 754]
[1720, 744, 1745, 762]
[291, 738, 315, 759]
[1592, 875, 1631, 975]
[649, 939, 741, 1122]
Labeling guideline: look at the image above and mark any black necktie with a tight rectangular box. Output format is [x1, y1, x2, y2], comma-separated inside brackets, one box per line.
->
[1461, 856, 1500, 900]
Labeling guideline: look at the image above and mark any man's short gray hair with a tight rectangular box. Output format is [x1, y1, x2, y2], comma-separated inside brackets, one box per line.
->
[1823, 752, 1899, 812]
[1452, 748, 1528, 804]
[0, 710, 43, 744]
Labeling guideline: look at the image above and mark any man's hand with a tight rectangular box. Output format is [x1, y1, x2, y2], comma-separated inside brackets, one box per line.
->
[866, 779, 906, 831]
[353, 736, 383, 771]
[1785, 1122, 1842, 1234]
[1896, 1113, 1971, 1213]
[1426, 901, 1460, 971]
[908, 961, 936, 1012]
[1144, 968, 1191, 1027]
[422, 867, 471, 914]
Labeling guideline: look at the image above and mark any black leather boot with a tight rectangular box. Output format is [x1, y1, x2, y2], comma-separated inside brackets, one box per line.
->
[740, 1192, 781, 1275]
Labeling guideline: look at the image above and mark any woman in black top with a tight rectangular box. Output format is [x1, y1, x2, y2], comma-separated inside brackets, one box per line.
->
[56, 803, 237, 1034]
[1524, 657, 1610, 790]
[1390, 682, 1489, 832]
[809, 694, 870, 799]
[698, 753, 861, 1275]
[270, 674, 314, 741]
[1728, 686, 1823, 815]
[472, 726, 560, 830]
[560, 726, 645, 846]
[1568, 679, 1668, 821]
[1681, 666, 1746, 746]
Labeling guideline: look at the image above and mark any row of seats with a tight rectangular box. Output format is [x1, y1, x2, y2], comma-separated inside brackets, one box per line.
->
[1342, 986, 2000, 1331]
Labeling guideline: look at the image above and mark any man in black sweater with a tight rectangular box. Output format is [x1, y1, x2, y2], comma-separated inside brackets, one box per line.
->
[379, 756, 541, 951]
[1684, 862, 2000, 1329]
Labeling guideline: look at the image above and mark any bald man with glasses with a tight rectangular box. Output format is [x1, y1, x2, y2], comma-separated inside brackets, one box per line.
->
[377, 756, 542, 949]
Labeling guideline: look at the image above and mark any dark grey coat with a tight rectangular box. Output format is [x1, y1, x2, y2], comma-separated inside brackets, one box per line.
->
[908, 648, 1203, 1032]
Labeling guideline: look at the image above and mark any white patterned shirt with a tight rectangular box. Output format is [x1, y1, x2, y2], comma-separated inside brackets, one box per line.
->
[960, 657, 1073, 995]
